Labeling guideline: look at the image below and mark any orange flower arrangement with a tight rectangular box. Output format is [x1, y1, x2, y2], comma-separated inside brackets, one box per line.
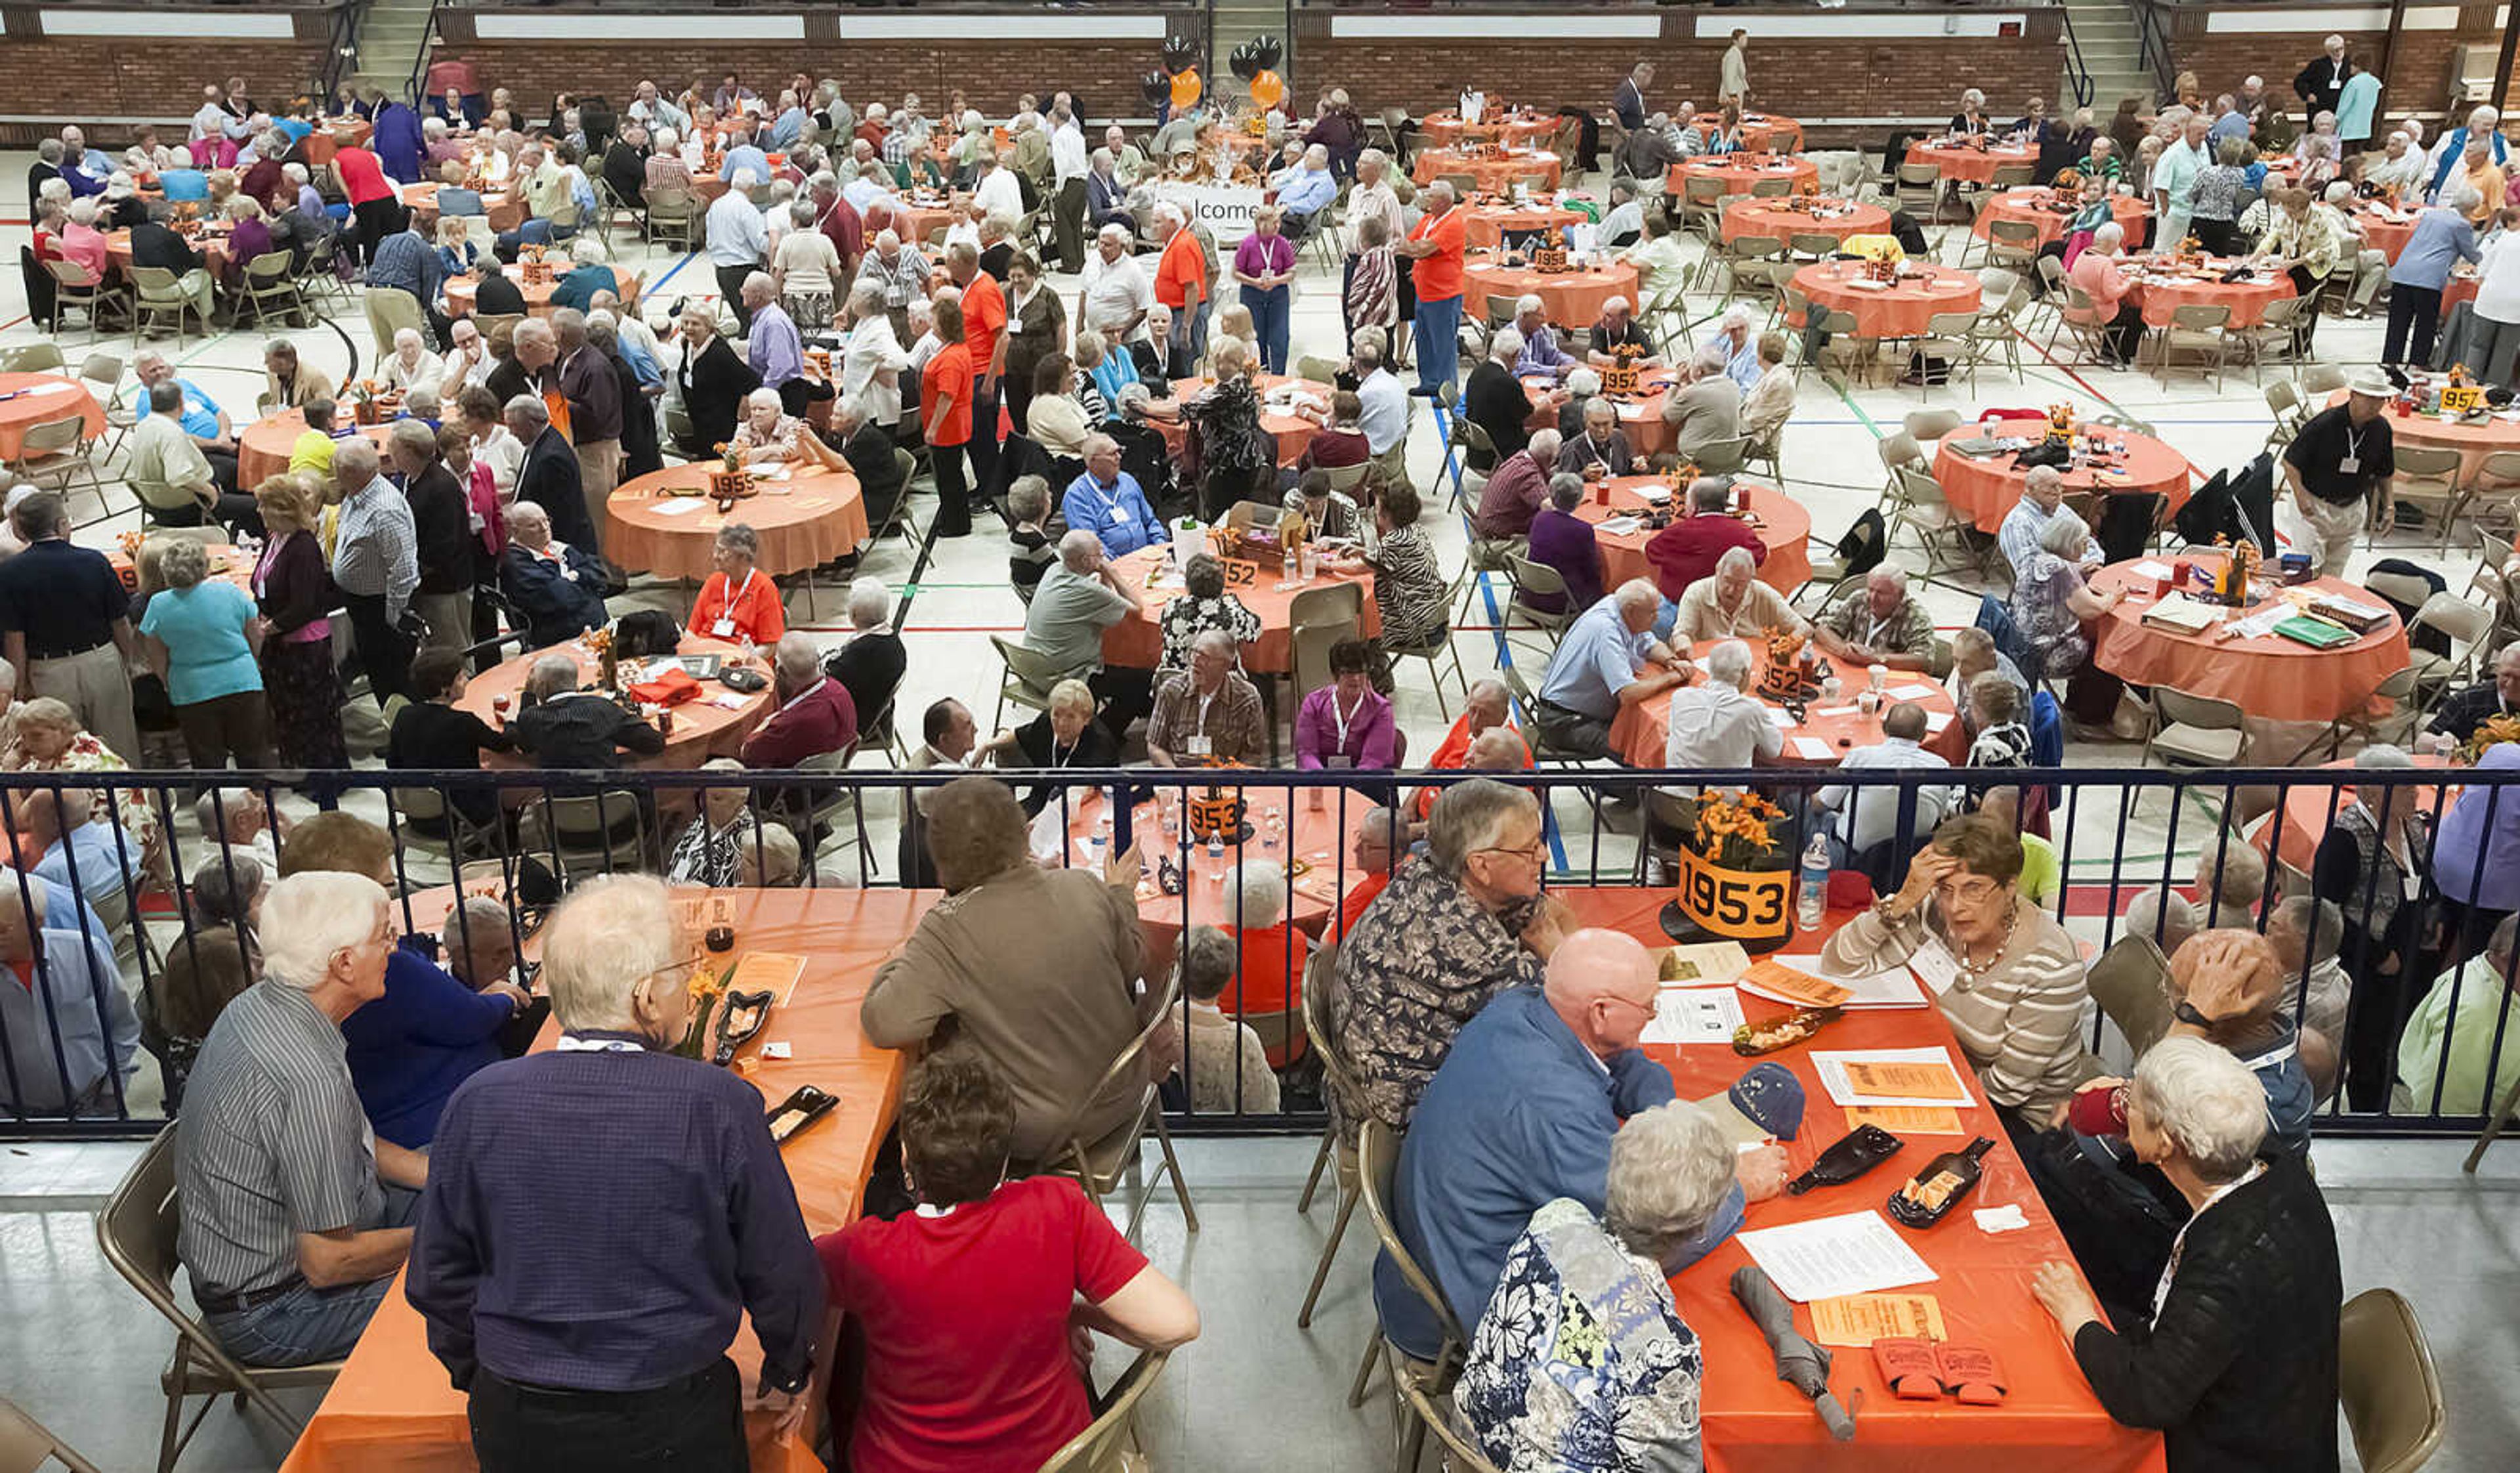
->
[1690, 792, 1791, 870]
[2463, 714, 2520, 763]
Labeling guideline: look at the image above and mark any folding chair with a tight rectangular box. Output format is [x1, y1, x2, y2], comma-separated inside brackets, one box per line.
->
[1038, 977, 1198, 1241]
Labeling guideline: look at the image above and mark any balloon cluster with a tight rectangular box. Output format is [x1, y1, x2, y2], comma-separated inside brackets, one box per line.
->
[1228, 35, 1287, 111]
[1151, 33, 1204, 111]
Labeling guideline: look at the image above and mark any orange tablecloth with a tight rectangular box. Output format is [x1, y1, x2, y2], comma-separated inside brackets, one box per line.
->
[1151, 374, 1329, 471]
[400, 181, 524, 235]
[1694, 115, 1805, 155]
[1671, 154, 1818, 196]
[2325, 387, 2520, 483]
[1530, 371, 1675, 458]
[1542, 886, 2165, 1473]
[1100, 544, 1379, 674]
[445, 267, 556, 320]
[457, 633, 776, 769]
[606, 463, 870, 581]
[2353, 203, 2420, 263]
[108, 538, 252, 594]
[1461, 202, 1590, 253]
[2122, 257, 2294, 328]
[891, 199, 964, 249]
[1414, 146, 1561, 191]
[1576, 477, 1813, 595]
[1420, 111, 1559, 148]
[299, 118, 371, 169]
[2250, 754, 2454, 874]
[1931, 426, 2194, 535]
[1609, 643, 1965, 769]
[1463, 255, 1638, 330]
[1719, 197, 1889, 245]
[105, 227, 231, 279]
[2089, 559, 2411, 723]
[1972, 188, 2149, 247]
[0, 373, 103, 461]
[276, 886, 927, 1473]
[1905, 140, 2040, 184]
[1790, 262, 1982, 339]
[236, 411, 394, 487]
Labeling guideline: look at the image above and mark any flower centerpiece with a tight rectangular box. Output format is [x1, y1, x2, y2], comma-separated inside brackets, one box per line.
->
[518, 245, 555, 286]
[1185, 759, 1251, 843]
[583, 623, 618, 692]
[707, 442, 753, 508]
[2462, 714, 2520, 764]
[1662, 791, 1798, 952]
[2044, 402, 2076, 444]
[2202, 535, 2261, 606]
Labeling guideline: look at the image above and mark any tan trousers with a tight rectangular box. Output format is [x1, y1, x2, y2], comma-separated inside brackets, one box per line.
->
[2301, 495, 2366, 579]
[415, 591, 472, 658]
[29, 643, 140, 767]
[578, 438, 622, 549]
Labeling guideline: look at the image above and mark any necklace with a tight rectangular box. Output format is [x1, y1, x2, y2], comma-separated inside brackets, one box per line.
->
[1950, 901, 2019, 990]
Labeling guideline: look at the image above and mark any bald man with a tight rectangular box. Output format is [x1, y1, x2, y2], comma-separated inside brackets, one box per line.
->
[1377, 927, 1785, 1362]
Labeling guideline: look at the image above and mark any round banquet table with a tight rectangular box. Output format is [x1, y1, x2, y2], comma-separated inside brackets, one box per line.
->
[1461, 202, 1591, 253]
[2446, 268, 2481, 314]
[2325, 387, 2520, 483]
[2353, 203, 2421, 263]
[1100, 544, 1378, 675]
[1971, 186, 2149, 247]
[1421, 111, 1560, 148]
[110, 536, 253, 593]
[400, 181, 524, 234]
[236, 410, 394, 487]
[1719, 196, 1890, 245]
[2087, 556, 2412, 724]
[444, 266, 556, 320]
[1670, 154, 1818, 196]
[0, 373, 104, 462]
[1904, 140, 2040, 184]
[2253, 754, 2454, 874]
[1573, 477, 1813, 595]
[1609, 640, 1968, 769]
[1152, 375, 1329, 470]
[1931, 425, 2194, 534]
[458, 633, 774, 769]
[2122, 255, 2294, 328]
[1413, 146, 1562, 191]
[1530, 370, 1675, 458]
[1463, 255, 1639, 329]
[1694, 115, 1805, 154]
[299, 118, 371, 168]
[106, 228, 231, 279]
[890, 198, 965, 247]
[1789, 261, 1982, 339]
[604, 463, 870, 582]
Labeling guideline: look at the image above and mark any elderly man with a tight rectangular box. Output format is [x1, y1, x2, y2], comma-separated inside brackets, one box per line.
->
[1421, 680, 1527, 796]
[863, 776, 1147, 1164]
[1535, 580, 1691, 759]
[1511, 295, 1578, 381]
[734, 273, 807, 418]
[706, 169, 770, 331]
[0, 874, 135, 1117]
[1662, 344, 1742, 469]
[330, 438, 420, 704]
[1148, 628, 1268, 765]
[497, 471, 606, 635]
[1645, 475, 1765, 603]
[1084, 149, 1134, 239]
[1675, 545, 1805, 643]
[176, 870, 427, 1365]
[1463, 326, 1538, 471]
[1813, 702, 1959, 865]
[1398, 179, 1470, 396]
[1999, 464, 2105, 578]
[1352, 335, 1410, 475]
[646, 128, 695, 200]
[1276, 143, 1339, 238]
[1065, 433, 1166, 557]
[1473, 428, 1560, 541]
[1662, 636, 1784, 798]
[510, 652, 667, 769]
[1816, 566, 1937, 673]
[2281, 372, 2395, 578]
[1080, 224, 1153, 342]
[387, 419, 474, 656]
[129, 381, 242, 530]
[2422, 640, 2520, 748]
[672, 302, 763, 460]
[1555, 396, 1635, 480]
[1588, 295, 1656, 362]
[2366, 130, 2428, 198]
[2384, 201, 2479, 368]
[1380, 926, 1780, 1361]
[1328, 807, 1407, 942]
[379, 329, 444, 402]
[0, 500, 141, 756]
[2153, 112, 2212, 245]
[502, 395, 596, 560]
[409, 874, 824, 1467]
[548, 310, 625, 528]
[1024, 528, 1143, 678]
[134, 350, 241, 493]
[739, 632, 859, 769]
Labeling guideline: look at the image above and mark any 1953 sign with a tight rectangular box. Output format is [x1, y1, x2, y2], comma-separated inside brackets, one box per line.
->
[1675, 845, 1794, 951]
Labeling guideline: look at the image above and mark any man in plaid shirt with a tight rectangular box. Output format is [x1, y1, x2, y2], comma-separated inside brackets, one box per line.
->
[329, 437, 421, 703]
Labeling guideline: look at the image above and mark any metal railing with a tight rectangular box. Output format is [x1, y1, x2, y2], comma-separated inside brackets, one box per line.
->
[2057, 3, 2097, 111]
[2132, 0, 2177, 107]
[402, 0, 448, 111]
[1, 761, 2514, 1151]
[317, 0, 368, 110]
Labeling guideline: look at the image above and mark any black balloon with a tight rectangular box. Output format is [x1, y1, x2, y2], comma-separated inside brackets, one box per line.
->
[1228, 41, 1259, 81]
[1162, 35, 1200, 74]
[1139, 70, 1170, 105]
[1251, 35, 1284, 73]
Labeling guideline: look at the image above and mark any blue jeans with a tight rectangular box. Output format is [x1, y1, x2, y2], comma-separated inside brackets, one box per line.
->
[202, 1183, 417, 1367]
[1242, 284, 1291, 374]
[1414, 294, 1463, 395]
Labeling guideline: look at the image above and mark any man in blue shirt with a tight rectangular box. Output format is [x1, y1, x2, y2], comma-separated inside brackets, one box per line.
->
[1274, 144, 1339, 236]
[0, 877, 136, 1117]
[1377, 928, 1786, 1360]
[718, 125, 770, 186]
[368, 219, 452, 345]
[133, 349, 240, 492]
[1063, 434, 1167, 557]
[1534, 580, 1690, 759]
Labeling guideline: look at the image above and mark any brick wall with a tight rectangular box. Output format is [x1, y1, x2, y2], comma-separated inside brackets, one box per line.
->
[2158, 28, 2483, 134]
[0, 39, 327, 139]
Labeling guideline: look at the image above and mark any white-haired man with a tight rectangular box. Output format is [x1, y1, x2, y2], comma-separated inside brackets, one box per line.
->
[330, 437, 420, 704]
[1663, 637, 1782, 798]
[1674, 544, 1805, 643]
[2365, 130, 2427, 198]
[1147, 628, 1267, 765]
[408, 874, 824, 1464]
[1080, 223, 1153, 342]
[1535, 580, 1692, 759]
[1662, 343, 1742, 468]
[1512, 294, 1578, 381]
[1396, 179, 1469, 395]
[1023, 528, 1143, 678]
[1475, 427, 1560, 541]
[1276, 142, 1338, 237]
[1463, 325, 1538, 471]
[1816, 566, 1937, 672]
[1999, 464, 2105, 578]
[705, 167, 770, 330]
[740, 631, 859, 769]
[177, 870, 424, 1365]
[2296, 35, 2356, 125]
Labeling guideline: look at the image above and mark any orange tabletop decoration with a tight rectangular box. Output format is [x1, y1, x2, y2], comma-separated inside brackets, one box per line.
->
[1904, 139, 2040, 184]
[400, 181, 525, 235]
[2250, 754, 2455, 874]
[457, 633, 776, 769]
[1099, 543, 1378, 675]
[1152, 374, 1331, 471]
[2325, 386, 2520, 482]
[0, 372, 103, 463]
[1693, 114, 1805, 154]
[1720, 196, 1891, 245]
[1528, 369, 1677, 458]
[1574, 476, 1813, 595]
[1463, 253, 1640, 331]
[236, 410, 394, 488]
[1413, 145, 1562, 192]
[276, 886, 928, 1473]
[1610, 641, 1965, 769]
[1931, 425, 2194, 535]
[605, 461, 870, 582]
[2121, 254, 2294, 328]
[1790, 261, 1983, 340]
[1970, 186, 2149, 247]
[107, 536, 253, 595]
[2088, 557, 2411, 725]
[1670, 153, 1820, 196]
[1461, 201, 1591, 253]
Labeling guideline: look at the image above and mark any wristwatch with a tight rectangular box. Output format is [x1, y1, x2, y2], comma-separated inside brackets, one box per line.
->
[2172, 1000, 2212, 1030]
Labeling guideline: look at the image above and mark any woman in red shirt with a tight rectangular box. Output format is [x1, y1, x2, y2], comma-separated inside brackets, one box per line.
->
[332, 144, 400, 267]
[688, 521, 786, 647]
[923, 296, 977, 538]
[2065, 221, 2144, 366]
[1228, 857, 1311, 1067]
[818, 1054, 1200, 1473]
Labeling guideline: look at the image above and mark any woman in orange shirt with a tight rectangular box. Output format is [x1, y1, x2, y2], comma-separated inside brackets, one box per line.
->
[1228, 857, 1310, 1067]
[688, 522, 786, 647]
[2065, 221, 2145, 366]
[923, 296, 977, 537]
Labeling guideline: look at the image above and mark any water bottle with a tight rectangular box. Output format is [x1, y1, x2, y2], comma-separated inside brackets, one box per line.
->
[1797, 830, 1830, 930]
[1206, 830, 1225, 878]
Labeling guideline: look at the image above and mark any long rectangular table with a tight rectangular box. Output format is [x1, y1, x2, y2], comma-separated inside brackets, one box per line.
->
[1561, 887, 2167, 1473]
[276, 887, 934, 1473]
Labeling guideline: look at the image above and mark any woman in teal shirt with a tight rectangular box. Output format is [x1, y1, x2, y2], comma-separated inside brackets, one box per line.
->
[136, 538, 271, 769]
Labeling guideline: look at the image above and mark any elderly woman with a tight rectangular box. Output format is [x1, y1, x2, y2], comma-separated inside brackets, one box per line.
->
[1353, 480, 1448, 658]
[2254, 188, 2343, 352]
[5, 696, 161, 860]
[247, 473, 346, 768]
[1234, 204, 1298, 374]
[2294, 108, 2345, 188]
[729, 385, 847, 471]
[1156, 552, 1262, 673]
[1296, 637, 1398, 773]
[666, 758, 768, 886]
[981, 677, 1118, 815]
[1024, 351, 1093, 459]
[138, 537, 271, 771]
[2187, 137, 2254, 255]
[996, 252, 1065, 434]
[434, 215, 482, 281]
[1065, 334, 1116, 425]
[1183, 336, 1276, 519]
[222, 196, 274, 288]
[2033, 1037, 2340, 1472]
[1006, 474, 1058, 599]
[771, 197, 842, 326]
[1458, 1101, 1734, 1472]
[1823, 812, 2093, 1129]
[2314, 744, 2437, 1110]
[385, 646, 513, 826]
[1162, 924, 1281, 1113]
[688, 521, 786, 647]
[840, 280, 910, 435]
[1965, 671, 2034, 770]
[1951, 88, 1991, 135]
[2009, 508, 2124, 681]
[1345, 212, 1400, 341]
[1086, 324, 1143, 408]
[1227, 858, 1311, 1065]
[150, 853, 265, 1107]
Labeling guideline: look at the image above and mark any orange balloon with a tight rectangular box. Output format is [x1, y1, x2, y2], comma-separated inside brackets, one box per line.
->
[1250, 70, 1286, 111]
[1170, 68, 1202, 110]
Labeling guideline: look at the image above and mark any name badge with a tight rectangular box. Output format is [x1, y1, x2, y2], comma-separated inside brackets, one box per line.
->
[712, 617, 736, 638]
[2338, 455, 2359, 475]
[1324, 755, 1355, 771]
[1186, 735, 1213, 757]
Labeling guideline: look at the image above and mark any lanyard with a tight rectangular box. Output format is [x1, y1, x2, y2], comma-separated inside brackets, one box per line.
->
[2152, 1160, 2265, 1319]
[556, 1035, 644, 1053]
[730, 567, 755, 608]
[774, 677, 826, 717]
[1329, 688, 1368, 751]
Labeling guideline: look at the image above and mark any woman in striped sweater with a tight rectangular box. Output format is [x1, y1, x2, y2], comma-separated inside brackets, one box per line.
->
[1822, 812, 2097, 1131]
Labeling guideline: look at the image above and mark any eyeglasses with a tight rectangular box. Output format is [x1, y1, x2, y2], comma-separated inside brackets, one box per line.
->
[1475, 840, 1546, 865]
[1933, 876, 2006, 905]
[1599, 991, 1658, 1019]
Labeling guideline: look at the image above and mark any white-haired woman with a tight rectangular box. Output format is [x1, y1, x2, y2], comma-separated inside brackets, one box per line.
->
[689, 519, 786, 647]
[2066, 221, 2145, 366]
[982, 676, 1118, 815]
[1162, 924, 1281, 1113]
[2033, 1037, 2340, 1470]
[839, 279, 908, 433]
[666, 758, 766, 886]
[1952, 88, 1990, 136]
[728, 385, 845, 471]
[1458, 1100, 1734, 1471]
[772, 196, 842, 326]
[2007, 508, 2124, 680]
[1226, 857, 1311, 1065]
[1181, 335, 1274, 518]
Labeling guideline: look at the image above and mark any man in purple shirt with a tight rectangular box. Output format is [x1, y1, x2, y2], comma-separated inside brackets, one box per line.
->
[1524, 472, 1606, 615]
[408, 874, 824, 1468]
[1473, 429, 1560, 541]
[741, 270, 808, 414]
[1511, 295, 1577, 381]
